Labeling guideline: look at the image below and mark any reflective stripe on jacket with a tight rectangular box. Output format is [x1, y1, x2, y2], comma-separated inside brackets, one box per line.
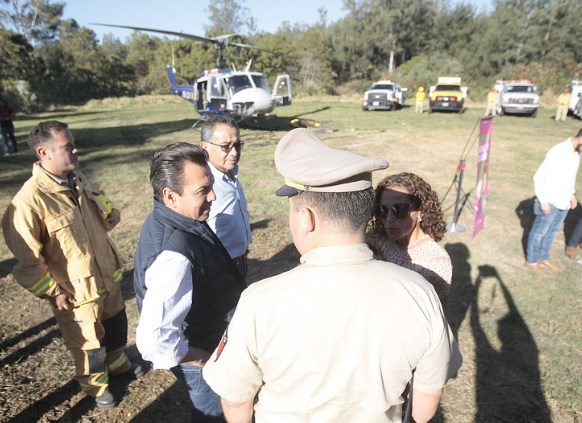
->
[2, 163, 122, 303]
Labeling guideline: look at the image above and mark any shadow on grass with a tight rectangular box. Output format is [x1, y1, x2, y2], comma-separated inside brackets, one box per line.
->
[246, 242, 300, 285]
[6, 343, 148, 422]
[0, 257, 17, 278]
[128, 380, 193, 423]
[445, 242, 474, 339]
[470, 264, 551, 423]
[564, 203, 582, 244]
[515, 197, 536, 258]
[444, 244, 551, 422]
[0, 117, 195, 192]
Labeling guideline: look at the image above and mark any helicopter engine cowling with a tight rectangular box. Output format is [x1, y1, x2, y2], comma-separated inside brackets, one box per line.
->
[231, 88, 275, 116]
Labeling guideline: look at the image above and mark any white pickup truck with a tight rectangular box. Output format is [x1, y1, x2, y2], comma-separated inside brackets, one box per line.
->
[496, 80, 540, 117]
[362, 80, 408, 111]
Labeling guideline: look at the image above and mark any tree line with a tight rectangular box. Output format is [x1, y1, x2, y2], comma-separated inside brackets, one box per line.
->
[1, 0, 581, 111]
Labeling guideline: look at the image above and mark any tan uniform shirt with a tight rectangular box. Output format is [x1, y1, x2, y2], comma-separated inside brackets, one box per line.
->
[204, 243, 462, 423]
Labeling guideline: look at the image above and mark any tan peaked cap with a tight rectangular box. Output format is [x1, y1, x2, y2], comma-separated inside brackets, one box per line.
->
[274, 128, 389, 196]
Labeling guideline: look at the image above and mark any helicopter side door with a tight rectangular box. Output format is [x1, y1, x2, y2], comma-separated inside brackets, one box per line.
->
[273, 75, 292, 106]
[205, 75, 231, 114]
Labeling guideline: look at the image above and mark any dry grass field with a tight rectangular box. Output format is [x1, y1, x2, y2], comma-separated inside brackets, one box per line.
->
[0, 96, 580, 422]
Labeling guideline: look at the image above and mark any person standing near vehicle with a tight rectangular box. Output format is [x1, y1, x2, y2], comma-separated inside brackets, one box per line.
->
[415, 86, 426, 113]
[203, 128, 462, 423]
[555, 87, 571, 122]
[2, 121, 142, 410]
[200, 115, 251, 278]
[526, 129, 582, 274]
[0, 97, 18, 155]
[485, 86, 499, 117]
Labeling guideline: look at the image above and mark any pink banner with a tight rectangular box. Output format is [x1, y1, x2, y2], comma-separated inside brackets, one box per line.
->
[472, 117, 493, 238]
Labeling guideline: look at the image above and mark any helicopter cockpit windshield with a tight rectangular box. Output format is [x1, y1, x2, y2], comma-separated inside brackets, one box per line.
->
[227, 75, 254, 94]
[251, 75, 270, 91]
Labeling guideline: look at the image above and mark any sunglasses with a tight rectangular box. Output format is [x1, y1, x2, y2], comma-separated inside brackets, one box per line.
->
[377, 203, 412, 219]
[205, 140, 245, 153]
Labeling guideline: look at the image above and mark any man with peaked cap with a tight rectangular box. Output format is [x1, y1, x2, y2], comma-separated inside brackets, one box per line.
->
[203, 128, 462, 423]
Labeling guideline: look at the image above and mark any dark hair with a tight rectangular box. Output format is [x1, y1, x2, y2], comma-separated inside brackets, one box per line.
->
[292, 188, 376, 231]
[150, 142, 209, 202]
[370, 172, 447, 242]
[201, 115, 240, 143]
[576, 128, 582, 138]
[28, 121, 69, 156]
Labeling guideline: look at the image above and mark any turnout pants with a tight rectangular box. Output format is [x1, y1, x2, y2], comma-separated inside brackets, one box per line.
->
[53, 281, 130, 397]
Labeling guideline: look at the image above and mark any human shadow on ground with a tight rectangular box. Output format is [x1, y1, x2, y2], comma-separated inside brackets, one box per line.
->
[7, 344, 147, 422]
[246, 242, 300, 285]
[471, 265, 551, 423]
[0, 321, 59, 368]
[564, 203, 582, 243]
[515, 197, 536, 258]
[128, 380, 194, 423]
[0, 257, 17, 278]
[444, 242, 474, 339]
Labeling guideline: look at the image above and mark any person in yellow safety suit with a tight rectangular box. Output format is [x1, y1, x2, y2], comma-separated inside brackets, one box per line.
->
[415, 87, 426, 113]
[485, 87, 499, 117]
[2, 121, 144, 410]
[555, 87, 571, 122]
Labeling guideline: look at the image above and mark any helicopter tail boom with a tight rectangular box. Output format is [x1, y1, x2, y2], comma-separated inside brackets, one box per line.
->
[166, 65, 195, 104]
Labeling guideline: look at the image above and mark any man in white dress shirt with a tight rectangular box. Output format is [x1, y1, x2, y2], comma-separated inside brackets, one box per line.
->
[201, 115, 251, 278]
[525, 129, 582, 275]
[133, 142, 246, 421]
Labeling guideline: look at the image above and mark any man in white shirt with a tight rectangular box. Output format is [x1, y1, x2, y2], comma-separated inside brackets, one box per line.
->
[203, 128, 462, 423]
[201, 116, 251, 278]
[133, 142, 246, 421]
[526, 129, 582, 275]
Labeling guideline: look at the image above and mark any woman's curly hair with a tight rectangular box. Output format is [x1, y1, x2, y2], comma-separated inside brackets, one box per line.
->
[370, 172, 447, 242]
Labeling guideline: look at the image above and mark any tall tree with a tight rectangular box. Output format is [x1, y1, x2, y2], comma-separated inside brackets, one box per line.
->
[0, 0, 64, 43]
[205, 0, 254, 36]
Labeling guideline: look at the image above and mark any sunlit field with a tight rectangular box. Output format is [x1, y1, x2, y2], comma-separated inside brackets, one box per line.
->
[0, 95, 580, 422]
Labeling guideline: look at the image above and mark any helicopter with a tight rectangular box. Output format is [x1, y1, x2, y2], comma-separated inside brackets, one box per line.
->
[94, 24, 293, 123]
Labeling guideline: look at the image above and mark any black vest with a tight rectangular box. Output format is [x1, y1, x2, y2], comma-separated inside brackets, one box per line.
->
[134, 200, 246, 351]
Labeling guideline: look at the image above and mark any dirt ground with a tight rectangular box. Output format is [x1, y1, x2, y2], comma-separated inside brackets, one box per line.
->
[0, 218, 303, 423]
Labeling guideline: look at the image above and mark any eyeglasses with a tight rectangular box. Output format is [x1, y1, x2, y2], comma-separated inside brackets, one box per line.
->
[377, 203, 412, 220]
[205, 140, 245, 153]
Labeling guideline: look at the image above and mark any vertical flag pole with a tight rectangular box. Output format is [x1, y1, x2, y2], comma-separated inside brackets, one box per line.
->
[448, 160, 467, 233]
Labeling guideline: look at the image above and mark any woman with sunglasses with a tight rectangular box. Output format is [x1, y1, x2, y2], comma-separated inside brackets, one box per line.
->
[370, 172, 452, 306]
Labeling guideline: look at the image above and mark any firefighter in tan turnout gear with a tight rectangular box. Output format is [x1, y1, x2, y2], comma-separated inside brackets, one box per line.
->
[2, 121, 144, 410]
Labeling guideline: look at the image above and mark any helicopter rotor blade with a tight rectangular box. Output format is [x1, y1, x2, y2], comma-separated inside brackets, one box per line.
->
[92, 23, 219, 45]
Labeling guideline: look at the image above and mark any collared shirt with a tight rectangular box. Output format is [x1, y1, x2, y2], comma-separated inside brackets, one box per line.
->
[207, 163, 251, 258]
[136, 250, 192, 370]
[533, 138, 580, 210]
[204, 243, 462, 422]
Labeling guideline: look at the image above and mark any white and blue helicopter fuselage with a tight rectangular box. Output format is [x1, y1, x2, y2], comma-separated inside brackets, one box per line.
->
[167, 65, 292, 120]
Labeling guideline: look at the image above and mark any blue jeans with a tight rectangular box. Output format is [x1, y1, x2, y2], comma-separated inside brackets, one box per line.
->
[171, 363, 224, 422]
[526, 200, 568, 263]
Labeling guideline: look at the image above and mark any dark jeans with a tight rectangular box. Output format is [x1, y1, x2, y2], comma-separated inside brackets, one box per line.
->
[171, 363, 224, 422]
[1, 122, 17, 154]
[568, 217, 582, 247]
